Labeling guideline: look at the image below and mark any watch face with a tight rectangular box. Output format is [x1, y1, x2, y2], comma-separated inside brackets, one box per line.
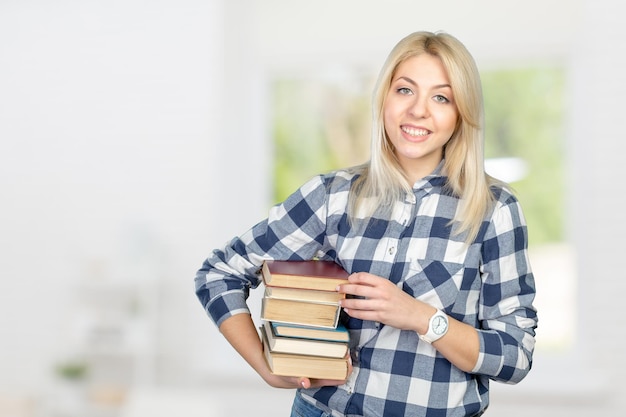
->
[433, 315, 448, 335]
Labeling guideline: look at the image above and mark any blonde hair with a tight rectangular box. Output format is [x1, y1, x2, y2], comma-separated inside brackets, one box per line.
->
[349, 31, 500, 243]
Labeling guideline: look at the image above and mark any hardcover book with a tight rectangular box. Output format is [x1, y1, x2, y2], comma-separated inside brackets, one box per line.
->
[261, 327, 350, 380]
[261, 260, 349, 292]
[261, 321, 348, 358]
[265, 286, 345, 304]
[260, 290, 342, 328]
[271, 322, 350, 343]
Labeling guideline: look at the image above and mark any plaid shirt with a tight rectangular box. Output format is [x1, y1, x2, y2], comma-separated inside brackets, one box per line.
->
[195, 165, 537, 417]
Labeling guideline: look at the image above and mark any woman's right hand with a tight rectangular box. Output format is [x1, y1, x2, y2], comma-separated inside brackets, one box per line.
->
[262, 355, 353, 389]
[219, 314, 353, 390]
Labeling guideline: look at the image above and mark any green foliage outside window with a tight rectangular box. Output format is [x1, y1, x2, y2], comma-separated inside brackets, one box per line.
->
[271, 77, 371, 202]
[482, 68, 565, 245]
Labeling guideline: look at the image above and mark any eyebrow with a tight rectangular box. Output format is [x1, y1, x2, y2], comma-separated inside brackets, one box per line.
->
[395, 76, 451, 90]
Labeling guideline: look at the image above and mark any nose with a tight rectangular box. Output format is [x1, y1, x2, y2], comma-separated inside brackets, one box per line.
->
[409, 96, 429, 118]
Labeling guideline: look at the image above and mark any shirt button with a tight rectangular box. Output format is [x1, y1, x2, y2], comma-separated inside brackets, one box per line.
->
[388, 246, 396, 255]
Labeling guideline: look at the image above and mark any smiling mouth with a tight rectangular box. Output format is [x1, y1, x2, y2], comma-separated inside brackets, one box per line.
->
[401, 126, 431, 137]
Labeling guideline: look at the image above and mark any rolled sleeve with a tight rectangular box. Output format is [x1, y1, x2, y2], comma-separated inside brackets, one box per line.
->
[194, 261, 256, 327]
[194, 174, 333, 328]
[206, 288, 250, 327]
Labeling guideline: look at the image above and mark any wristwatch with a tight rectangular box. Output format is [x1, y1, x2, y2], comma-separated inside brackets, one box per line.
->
[419, 309, 449, 343]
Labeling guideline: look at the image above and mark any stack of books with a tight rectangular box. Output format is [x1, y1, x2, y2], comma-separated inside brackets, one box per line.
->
[259, 260, 351, 380]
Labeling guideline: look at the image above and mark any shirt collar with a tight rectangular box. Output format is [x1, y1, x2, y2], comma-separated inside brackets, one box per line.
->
[412, 159, 447, 191]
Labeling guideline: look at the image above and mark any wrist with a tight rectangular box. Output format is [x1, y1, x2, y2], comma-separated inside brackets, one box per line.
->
[412, 303, 437, 335]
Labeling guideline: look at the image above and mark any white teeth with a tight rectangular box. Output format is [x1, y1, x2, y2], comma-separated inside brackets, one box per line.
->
[402, 126, 429, 136]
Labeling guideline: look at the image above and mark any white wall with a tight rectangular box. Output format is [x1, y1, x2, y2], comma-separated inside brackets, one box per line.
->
[2, 0, 625, 415]
[0, 0, 230, 390]
[567, 0, 626, 408]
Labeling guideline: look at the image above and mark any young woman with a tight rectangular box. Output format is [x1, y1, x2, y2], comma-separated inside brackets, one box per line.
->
[195, 31, 537, 417]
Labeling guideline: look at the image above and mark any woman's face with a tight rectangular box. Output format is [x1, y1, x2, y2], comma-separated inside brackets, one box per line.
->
[383, 53, 459, 183]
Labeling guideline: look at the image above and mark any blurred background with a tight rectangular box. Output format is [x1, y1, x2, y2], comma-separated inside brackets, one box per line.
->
[1, 0, 624, 416]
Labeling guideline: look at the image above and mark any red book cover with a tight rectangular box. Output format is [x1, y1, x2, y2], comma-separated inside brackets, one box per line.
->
[261, 260, 349, 291]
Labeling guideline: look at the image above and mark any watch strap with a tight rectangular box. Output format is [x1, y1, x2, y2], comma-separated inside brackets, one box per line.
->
[419, 309, 448, 343]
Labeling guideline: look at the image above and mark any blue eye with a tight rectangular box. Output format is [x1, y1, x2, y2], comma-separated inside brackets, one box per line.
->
[433, 95, 450, 103]
[397, 87, 413, 95]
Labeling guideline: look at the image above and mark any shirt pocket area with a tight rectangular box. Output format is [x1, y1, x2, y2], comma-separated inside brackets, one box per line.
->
[402, 259, 466, 309]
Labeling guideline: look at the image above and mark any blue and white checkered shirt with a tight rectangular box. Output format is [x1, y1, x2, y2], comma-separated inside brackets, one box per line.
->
[195, 165, 537, 417]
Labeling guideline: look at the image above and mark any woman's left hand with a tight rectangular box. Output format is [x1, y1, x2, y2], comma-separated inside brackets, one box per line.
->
[337, 272, 433, 333]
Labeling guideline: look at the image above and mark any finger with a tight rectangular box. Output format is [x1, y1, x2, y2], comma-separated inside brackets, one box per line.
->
[342, 307, 382, 322]
[340, 296, 377, 311]
[348, 272, 379, 285]
[338, 283, 377, 298]
[298, 377, 312, 389]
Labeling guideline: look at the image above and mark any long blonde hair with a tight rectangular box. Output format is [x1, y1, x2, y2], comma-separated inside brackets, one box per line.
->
[349, 31, 499, 243]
